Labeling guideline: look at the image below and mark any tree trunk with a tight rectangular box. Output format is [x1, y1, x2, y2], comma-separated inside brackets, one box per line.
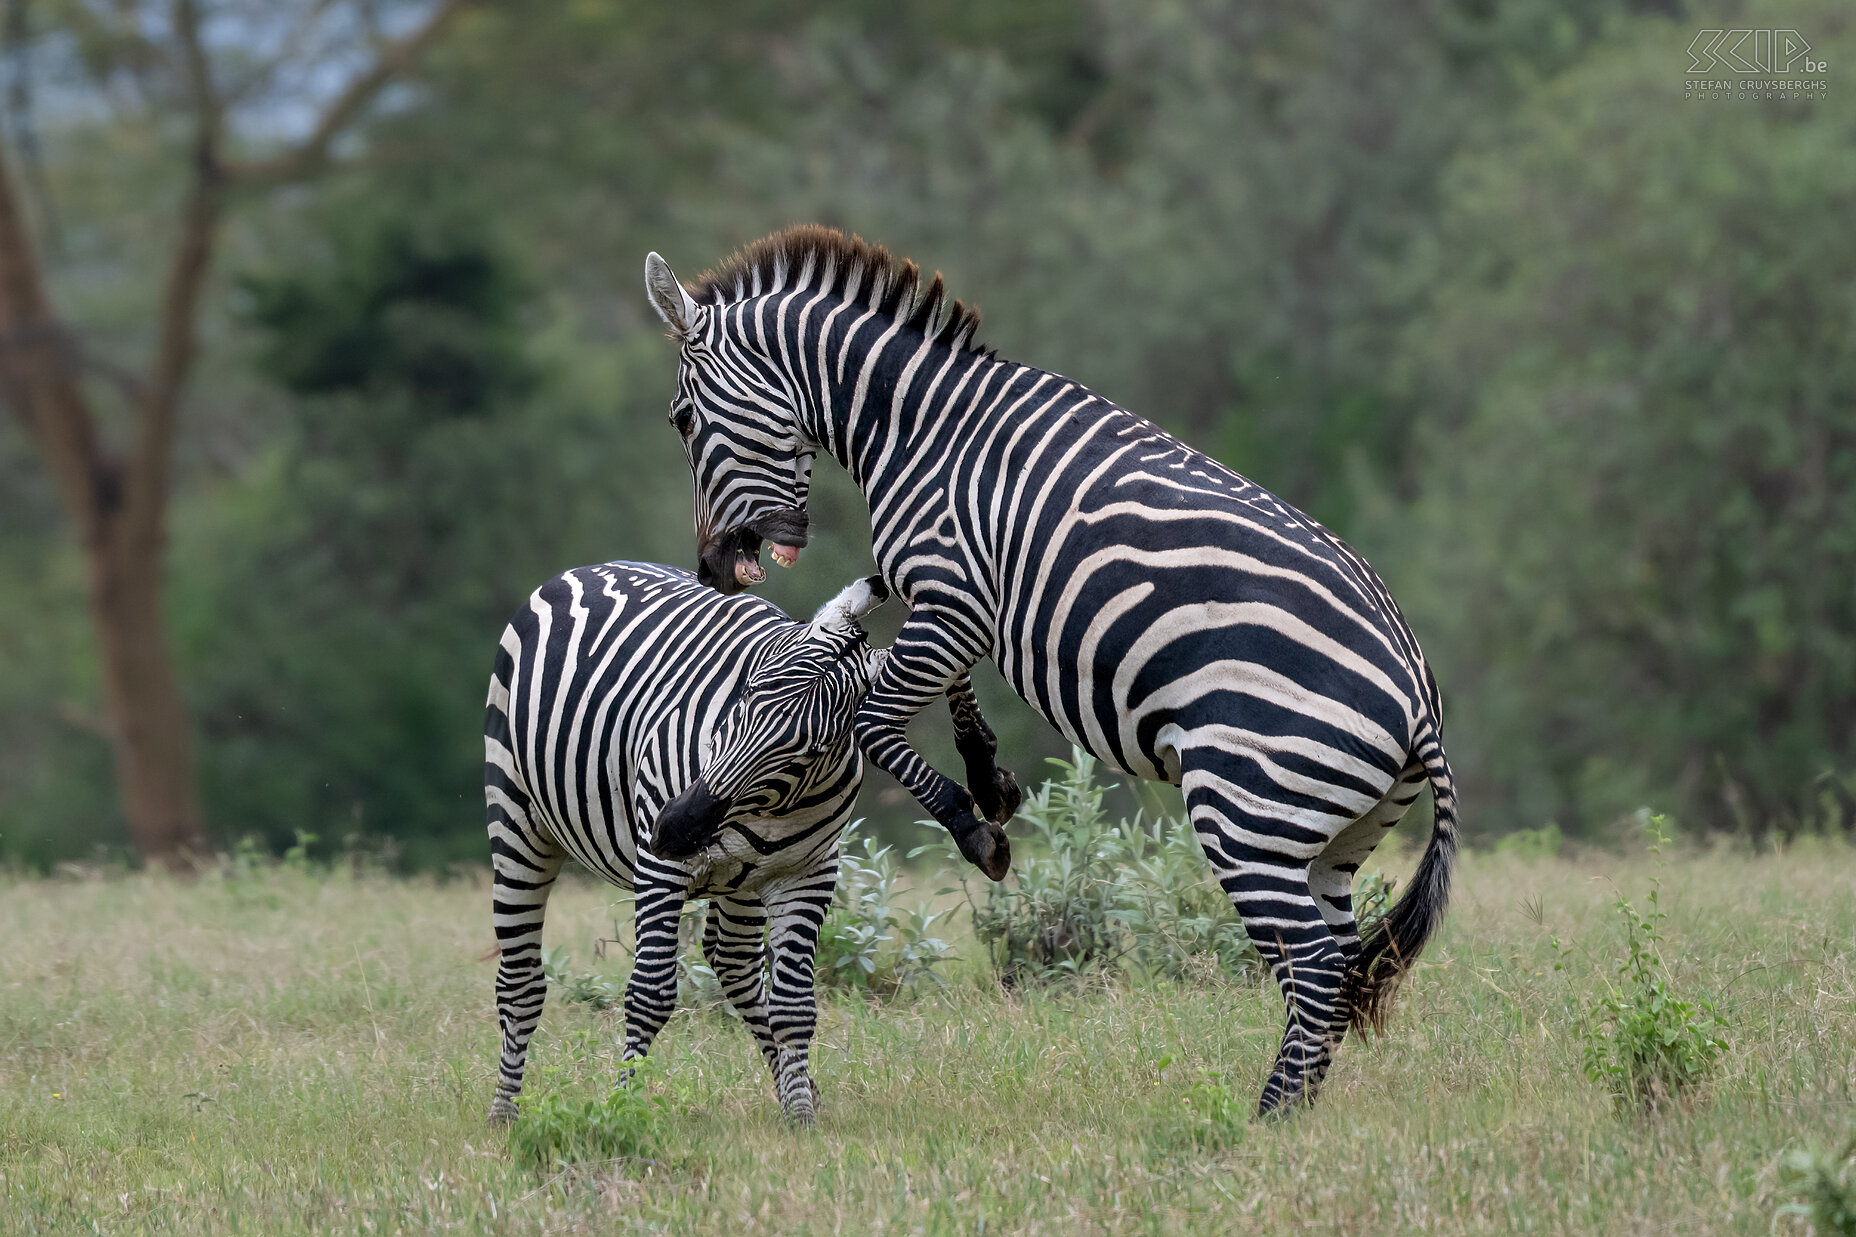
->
[0, 141, 207, 864]
[87, 513, 206, 862]
[0, 0, 467, 865]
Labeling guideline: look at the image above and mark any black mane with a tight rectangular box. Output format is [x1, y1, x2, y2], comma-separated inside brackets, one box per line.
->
[691, 225, 986, 354]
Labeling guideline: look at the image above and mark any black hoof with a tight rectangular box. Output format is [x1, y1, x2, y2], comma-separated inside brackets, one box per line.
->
[954, 814, 1011, 881]
[974, 766, 1023, 825]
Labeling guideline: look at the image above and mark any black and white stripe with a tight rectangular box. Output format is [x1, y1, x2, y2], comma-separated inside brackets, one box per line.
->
[645, 228, 1459, 1115]
[485, 560, 887, 1125]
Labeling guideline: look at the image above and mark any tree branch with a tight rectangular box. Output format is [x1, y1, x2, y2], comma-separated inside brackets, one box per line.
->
[0, 140, 109, 540]
[221, 0, 345, 106]
[121, 0, 224, 545]
[224, 0, 471, 188]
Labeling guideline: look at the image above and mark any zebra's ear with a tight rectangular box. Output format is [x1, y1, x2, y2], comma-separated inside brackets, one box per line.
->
[644, 251, 699, 338]
[809, 575, 890, 640]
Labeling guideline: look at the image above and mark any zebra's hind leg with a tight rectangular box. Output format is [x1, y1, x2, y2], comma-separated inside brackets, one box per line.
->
[702, 895, 780, 1081]
[487, 820, 565, 1125]
[618, 865, 691, 1082]
[1299, 762, 1429, 1084]
[763, 866, 837, 1127]
[1179, 754, 1361, 1118]
[1308, 762, 1429, 963]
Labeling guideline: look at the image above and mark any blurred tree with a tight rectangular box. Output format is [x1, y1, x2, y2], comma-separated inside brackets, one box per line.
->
[182, 191, 547, 860]
[0, 0, 466, 863]
[1394, 3, 1856, 834]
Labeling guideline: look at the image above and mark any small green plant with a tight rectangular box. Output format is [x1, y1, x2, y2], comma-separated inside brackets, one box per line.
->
[1576, 812, 1730, 1110]
[816, 827, 953, 995]
[282, 829, 319, 871]
[1494, 821, 1563, 860]
[959, 751, 1125, 983]
[1173, 1069, 1249, 1149]
[1775, 1137, 1856, 1236]
[935, 750, 1265, 986]
[507, 1077, 668, 1173]
[542, 946, 623, 1011]
[1353, 869, 1397, 939]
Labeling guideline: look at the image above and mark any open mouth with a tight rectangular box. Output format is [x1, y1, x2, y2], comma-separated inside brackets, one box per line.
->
[731, 535, 804, 586]
[702, 518, 807, 592]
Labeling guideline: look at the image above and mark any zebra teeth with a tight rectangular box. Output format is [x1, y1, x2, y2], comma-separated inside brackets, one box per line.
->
[770, 543, 801, 568]
[735, 554, 766, 586]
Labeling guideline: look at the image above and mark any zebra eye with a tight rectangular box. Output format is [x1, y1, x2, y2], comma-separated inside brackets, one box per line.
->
[670, 404, 695, 437]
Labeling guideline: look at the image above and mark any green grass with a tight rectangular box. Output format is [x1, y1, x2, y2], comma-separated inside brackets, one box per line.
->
[2, 840, 1853, 1235]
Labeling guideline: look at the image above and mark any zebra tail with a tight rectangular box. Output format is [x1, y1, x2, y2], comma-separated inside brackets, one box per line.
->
[1343, 723, 1460, 1038]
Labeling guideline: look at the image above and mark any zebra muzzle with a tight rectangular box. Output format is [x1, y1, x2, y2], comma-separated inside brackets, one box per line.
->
[652, 780, 731, 859]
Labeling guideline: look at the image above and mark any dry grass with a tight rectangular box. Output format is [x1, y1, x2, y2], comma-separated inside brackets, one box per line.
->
[2, 839, 1852, 1234]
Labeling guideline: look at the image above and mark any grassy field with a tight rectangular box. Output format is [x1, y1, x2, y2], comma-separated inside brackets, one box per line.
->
[3, 839, 1853, 1235]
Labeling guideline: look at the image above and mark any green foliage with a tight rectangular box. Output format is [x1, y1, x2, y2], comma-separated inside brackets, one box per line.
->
[1775, 1138, 1856, 1237]
[541, 946, 623, 1013]
[949, 749, 1331, 986]
[1173, 1069, 1249, 1151]
[816, 828, 954, 996]
[1495, 822, 1564, 861]
[507, 1054, 668, 1173]
[1353, 870, 1397, 939]
[8, 0, 1850, 864]
[1397, 1, 1856, 834]
[1571, 815, 1730, 1110]
[242, 202, 534, 413]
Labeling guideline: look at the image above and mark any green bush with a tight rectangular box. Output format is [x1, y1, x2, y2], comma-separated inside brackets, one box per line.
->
[816, 828, 954, 996]
[938, 750, 1325, 986]
[507, 1084, 667, 1173]
[1568, 814, 1730, 1110]
[1776, 1138, 1856, 1237]
[541, 946, 622, 1013]
[1172, 1068, 1249, 1150]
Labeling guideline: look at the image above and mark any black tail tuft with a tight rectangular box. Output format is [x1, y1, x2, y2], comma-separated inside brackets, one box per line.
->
[1344, 731, 1459, 1038]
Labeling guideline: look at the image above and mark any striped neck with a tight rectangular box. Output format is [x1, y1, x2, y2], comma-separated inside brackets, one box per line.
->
[781, 290, 1008, 496]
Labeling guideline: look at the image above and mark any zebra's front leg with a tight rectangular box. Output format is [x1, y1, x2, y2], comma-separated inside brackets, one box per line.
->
[856, 606, 1011, 880]
[947, 673, 1021, 827]
[764, 872, 836, 1126]
[487, 820, 565, 1124]
[701, 895, 779, 1078]
[618, 867, 691, 1080]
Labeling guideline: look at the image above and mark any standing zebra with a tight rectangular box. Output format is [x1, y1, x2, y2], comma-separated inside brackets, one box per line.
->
[642, 227, 1459, 1115]
[485, 560, 888, 1126]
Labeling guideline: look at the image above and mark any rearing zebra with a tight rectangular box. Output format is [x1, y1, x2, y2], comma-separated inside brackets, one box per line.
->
[485, 560, 888, 1125]
[642, 227, 1459, 1115]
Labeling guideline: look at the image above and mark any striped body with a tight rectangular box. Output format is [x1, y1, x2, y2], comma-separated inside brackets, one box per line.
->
[646, 229, 1460, 1114]
[485, 561, 880, 1125]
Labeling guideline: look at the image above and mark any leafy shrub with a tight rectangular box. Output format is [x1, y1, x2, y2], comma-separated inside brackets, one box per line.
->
[1775, 1138, 1856, 1236]
[816, 827, 954, 996]
[1173, 1068, 1249, 1149]
[542, 946, 622, 1012]
[1494, 822, 1564, 861]
[542, 827, 951, 1014]
[508, 1082, 667, 1172]
[1568, 813, 1730, 1110]
[940, 751, 1292, 986]
[543, 902, 729, 1016]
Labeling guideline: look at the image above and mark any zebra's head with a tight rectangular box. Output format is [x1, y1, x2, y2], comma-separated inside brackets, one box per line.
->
[645, 250, 815, 596]
[650, 575, 890, 861]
